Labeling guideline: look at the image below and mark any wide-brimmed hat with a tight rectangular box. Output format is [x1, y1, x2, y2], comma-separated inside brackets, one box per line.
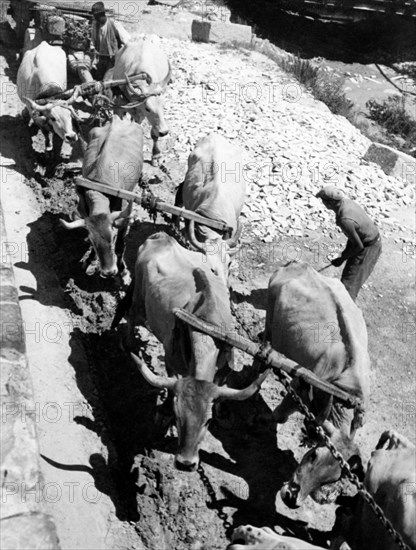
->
[315, 185, 345, 201]
[91, 2, 106, 16]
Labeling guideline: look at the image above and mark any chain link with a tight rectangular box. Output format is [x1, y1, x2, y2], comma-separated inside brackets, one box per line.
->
[258, 343, 411, 550]
[197, 463, 234, 538]
[139, 177, 192, 250]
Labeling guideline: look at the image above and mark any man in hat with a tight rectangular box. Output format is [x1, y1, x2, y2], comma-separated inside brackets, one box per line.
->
[316, 185, 382, 301]
[90, 1, 131, 80]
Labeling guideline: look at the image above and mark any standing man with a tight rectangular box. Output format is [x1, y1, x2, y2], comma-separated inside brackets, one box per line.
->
[90, 1, 131, 80]
[316, 185, 382, 301]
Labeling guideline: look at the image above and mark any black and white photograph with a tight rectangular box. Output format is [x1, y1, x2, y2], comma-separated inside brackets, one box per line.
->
[0, 0, 415, 548]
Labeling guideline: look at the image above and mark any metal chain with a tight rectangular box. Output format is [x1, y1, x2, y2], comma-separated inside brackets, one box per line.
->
[256, 344, 410, 550]
[197, 462, 234, 538]
[139, 177, 192, 250]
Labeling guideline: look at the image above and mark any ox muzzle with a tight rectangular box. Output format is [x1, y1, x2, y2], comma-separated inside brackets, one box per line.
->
[280, 480, 302, 509]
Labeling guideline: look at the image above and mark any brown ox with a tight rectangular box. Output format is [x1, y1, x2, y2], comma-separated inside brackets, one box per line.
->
[108, 38, 171, 164]
[264, 262, 370, 508]
[175, 133, 247, 285]
[123, 232, 269, 471]
[60, 115, 143, 278]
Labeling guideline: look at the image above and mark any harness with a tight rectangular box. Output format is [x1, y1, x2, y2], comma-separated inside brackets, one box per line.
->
[117, 63, 172, 109]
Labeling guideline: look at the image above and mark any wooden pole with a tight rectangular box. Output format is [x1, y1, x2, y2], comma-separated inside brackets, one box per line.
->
[173, 308, 361, 408]
[75, 177, 233, 234]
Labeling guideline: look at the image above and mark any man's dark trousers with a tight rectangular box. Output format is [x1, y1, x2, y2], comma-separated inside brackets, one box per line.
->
[341, 237, 382, 301]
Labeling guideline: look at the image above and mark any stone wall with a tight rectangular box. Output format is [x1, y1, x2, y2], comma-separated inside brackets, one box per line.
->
[0, 206, 60, 550]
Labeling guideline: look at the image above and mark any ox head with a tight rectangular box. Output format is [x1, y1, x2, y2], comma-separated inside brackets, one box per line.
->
[60, 196, 132, 278]
[280, 423, 364, 509]
[24, 97, 80, 145]
[122, 67, 171, 139]
[131, 353, 269, 471]
[187, 219, 242, 286]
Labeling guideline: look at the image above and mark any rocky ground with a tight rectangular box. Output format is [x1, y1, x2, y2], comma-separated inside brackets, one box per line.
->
[0, 4, 415, 550]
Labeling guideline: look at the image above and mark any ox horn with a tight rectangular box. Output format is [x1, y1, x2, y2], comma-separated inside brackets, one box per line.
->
[130, 353, 177, 390]
[215, 369, 270, 401]
[59, 218, 86, 230]
[125, 72, 144, 98]
[23, 97, 50, 112]
[225, 220, 243, 249]
[188, 219, 206, 253]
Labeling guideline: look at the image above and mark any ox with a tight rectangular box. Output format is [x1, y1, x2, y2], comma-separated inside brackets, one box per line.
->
[124, 232, 269, 471]
[175, 133, 246, 284]
[338, 430, 416, 550]
[17, 41, 79, 154]
[108, 38, 171, 164]
[238, 432, 415, 549]
[263, 262, 370, 508]
[60, 114, 143, 278]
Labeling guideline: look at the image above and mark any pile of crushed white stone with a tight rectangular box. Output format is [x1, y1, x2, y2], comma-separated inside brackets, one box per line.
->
[142, 35, 415, 243]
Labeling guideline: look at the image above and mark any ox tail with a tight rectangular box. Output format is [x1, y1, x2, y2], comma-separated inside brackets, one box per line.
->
[111, 281, 134, 330]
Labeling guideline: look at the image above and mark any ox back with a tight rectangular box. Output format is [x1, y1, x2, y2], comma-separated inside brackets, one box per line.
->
[17, 41, 66, 102]
[128, 231, 233, 358]
[266, 261, 370, 430]
[82, 114, 143, 202]
[112, 38, 170, 87]
[110, 38, 170, 162]
[181, 133, 246, 241]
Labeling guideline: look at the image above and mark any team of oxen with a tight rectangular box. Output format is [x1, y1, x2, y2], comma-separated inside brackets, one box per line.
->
[16, 35, 415, 550]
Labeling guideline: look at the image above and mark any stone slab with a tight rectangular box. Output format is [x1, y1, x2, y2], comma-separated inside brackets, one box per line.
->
[191, 19, 252, 45]
[364, 142, 416, 184]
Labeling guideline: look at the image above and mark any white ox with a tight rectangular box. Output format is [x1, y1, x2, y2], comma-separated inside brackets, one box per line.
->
[175, 133, 247, 284]
[109, 38, 171, 164]
[264, 262, 370, 508]
[17, 41, 79, 153]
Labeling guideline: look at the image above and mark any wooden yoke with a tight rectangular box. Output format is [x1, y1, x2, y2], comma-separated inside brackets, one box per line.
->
[173, 307, 362, 409]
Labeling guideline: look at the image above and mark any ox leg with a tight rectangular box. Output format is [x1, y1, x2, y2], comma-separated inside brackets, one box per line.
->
[42, 129, 53, 156]
[115, 219, 131, 283]
[172, 181, 184, 227]
[151, 129, 161, 166]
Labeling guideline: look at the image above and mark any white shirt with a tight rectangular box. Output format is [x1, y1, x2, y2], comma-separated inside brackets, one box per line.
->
[92, 19, 131, 56]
